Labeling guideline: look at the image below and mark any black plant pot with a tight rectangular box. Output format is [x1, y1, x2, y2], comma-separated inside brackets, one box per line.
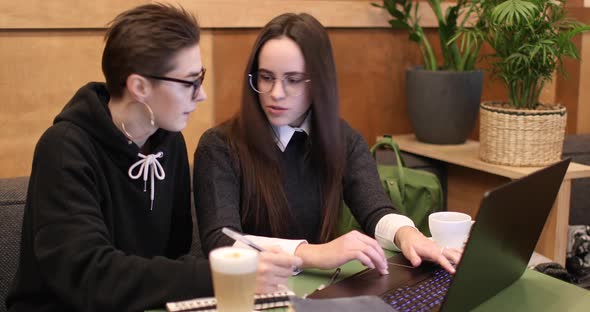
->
[406, 68, 483, 144]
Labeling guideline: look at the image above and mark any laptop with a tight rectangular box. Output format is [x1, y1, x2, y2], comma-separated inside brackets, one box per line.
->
[309, 158, 571, 312]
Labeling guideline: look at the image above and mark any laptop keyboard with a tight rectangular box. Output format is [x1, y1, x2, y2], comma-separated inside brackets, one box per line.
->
[380, 269, 453, 312]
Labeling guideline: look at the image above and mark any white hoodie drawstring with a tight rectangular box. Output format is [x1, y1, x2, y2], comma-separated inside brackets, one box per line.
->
[128, 152, 165, 210]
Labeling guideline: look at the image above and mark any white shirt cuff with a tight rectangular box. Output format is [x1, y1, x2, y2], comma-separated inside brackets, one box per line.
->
[232, 235, 307, 256]
[375, 213, 416, 251]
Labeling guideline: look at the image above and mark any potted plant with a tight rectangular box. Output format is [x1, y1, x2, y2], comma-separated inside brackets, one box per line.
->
[465, 0, 590, 166]
[372, 0, 485, 144]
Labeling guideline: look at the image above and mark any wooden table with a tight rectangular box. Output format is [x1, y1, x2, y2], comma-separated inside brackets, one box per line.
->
[392, 134, 590, 265]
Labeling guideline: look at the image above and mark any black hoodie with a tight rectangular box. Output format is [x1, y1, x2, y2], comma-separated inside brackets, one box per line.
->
[7, 83, 212, 312]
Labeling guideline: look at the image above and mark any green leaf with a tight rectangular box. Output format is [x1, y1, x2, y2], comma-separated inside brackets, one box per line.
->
[529, 44, 541, 60]
[491, 0, 537, 25]
[389, 19, 410, 30]
[369, 0, 483, 72]
[388, 8, 406, 21]
[404, 2, 412, 15]
[445, 5, 460, 27]
[409, 32, 422, 43]
[561, 25, 590, 41]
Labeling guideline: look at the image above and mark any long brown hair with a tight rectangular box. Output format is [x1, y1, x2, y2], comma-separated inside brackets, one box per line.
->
[226, 13, 345, 242]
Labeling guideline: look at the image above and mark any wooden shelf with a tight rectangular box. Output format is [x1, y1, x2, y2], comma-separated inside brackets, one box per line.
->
[391, 134, 590, 180]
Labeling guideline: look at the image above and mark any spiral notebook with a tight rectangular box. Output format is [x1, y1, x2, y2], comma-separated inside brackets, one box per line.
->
[166, 290, 295, 312]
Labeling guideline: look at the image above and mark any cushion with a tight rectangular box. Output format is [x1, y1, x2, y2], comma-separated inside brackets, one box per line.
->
[0, 176, 28, 312]
[562, 135, 590, 225]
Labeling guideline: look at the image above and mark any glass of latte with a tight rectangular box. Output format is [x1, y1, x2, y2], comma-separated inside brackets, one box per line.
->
[209, 247, 259, 312]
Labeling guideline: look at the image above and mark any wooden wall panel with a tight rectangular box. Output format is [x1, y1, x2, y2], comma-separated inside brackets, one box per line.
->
[0, 30, 215, 178]
[564, 7, 590, 134]
[331, 29, 421, 141]
[579, 33, 590, 134]
[1, 0, 147, 29]
[211, 30, 259, 125]
[2, 1, 589, 178]
[556, 34, 582, 135]
[182, 0, 451, 28]
[566, 0, 584, 7]
[1, 0, 448, 29]
[183, 31, 215, 159]
[0, 31, 105, 177]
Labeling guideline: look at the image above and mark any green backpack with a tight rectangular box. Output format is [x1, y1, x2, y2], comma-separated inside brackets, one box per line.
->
[337, 135, 443, 236]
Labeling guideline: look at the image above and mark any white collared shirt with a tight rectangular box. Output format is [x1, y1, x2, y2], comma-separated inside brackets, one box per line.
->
[271, 112, 312, 152]
[233, 112, 416, 254]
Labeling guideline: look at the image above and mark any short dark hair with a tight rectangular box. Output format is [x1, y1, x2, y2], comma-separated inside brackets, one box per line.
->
[102, 3, 200, 98]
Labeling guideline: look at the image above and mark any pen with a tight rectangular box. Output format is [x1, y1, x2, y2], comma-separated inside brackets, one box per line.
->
[221, 227, 266, 252]
[221, 227, 299, 296]
[221, 227, 303, 275]
[327, 267, 341, 285]
[308, 267, 341, 296]
[387, 261, 415, 269]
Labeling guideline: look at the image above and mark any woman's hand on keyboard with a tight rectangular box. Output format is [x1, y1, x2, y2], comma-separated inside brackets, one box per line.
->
[395, 226, 462, 274]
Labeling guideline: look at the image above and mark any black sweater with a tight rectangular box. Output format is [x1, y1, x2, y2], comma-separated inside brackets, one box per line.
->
[7, 83, 212, 312]
[193, 121, 398, 254]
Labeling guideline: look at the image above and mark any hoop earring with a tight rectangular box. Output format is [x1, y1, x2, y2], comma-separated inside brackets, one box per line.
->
[120, 101, 156, 142]
[121, 122, 134, 141]
[141, 101, 155, 127]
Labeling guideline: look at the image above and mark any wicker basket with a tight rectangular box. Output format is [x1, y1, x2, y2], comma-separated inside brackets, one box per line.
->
[479, 101, 567, 166]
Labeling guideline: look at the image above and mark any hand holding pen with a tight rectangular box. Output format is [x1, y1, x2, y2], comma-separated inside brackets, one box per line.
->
[221, 227, 303, 274]
[221, 227, 302, 293]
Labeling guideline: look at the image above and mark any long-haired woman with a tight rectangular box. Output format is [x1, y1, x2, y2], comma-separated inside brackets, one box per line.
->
[194, 13, 460, 276]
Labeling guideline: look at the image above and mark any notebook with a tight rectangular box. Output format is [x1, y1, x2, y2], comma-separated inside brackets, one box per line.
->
[166, 290, 294, 312]
[309, 158, 571, 312]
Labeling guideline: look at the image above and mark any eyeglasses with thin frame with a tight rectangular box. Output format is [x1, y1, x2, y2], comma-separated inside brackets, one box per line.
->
[143, 67, 206, 101]
[248, 71, 310, 97]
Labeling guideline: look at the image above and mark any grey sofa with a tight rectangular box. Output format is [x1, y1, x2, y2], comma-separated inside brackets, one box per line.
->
[0, 176, 28, 312]
[562, 134, 590, 225]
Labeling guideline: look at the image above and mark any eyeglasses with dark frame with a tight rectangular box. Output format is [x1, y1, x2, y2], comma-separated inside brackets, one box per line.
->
[143, 67, 206, 101]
